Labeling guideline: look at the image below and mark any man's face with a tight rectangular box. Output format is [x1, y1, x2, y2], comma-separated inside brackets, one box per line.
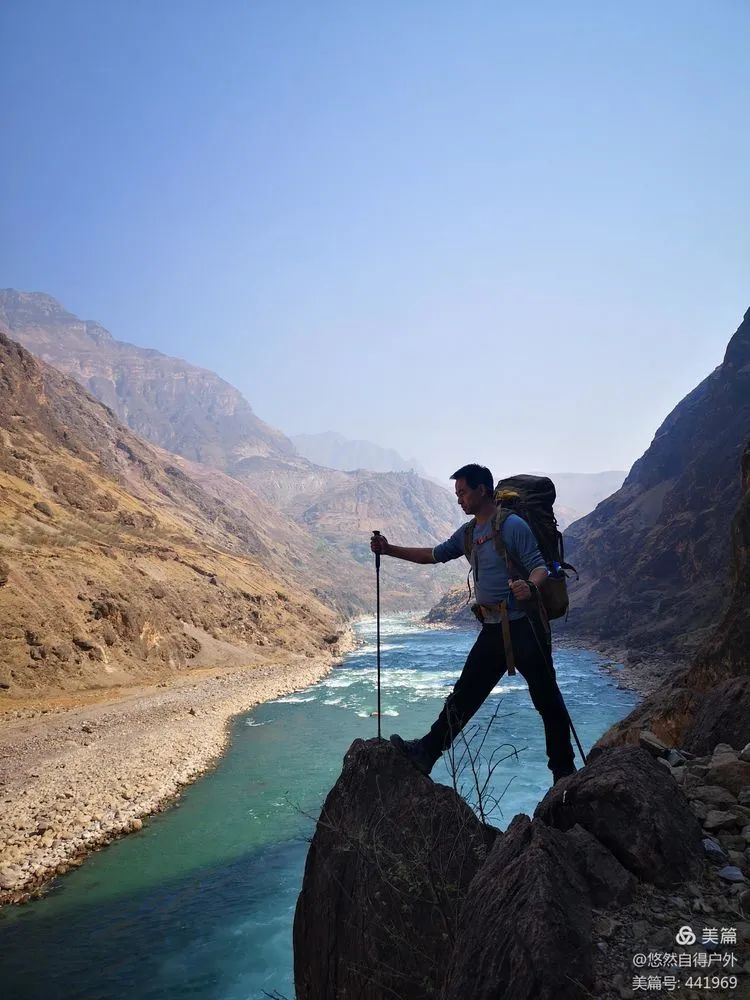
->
[454, 477, 487, 516]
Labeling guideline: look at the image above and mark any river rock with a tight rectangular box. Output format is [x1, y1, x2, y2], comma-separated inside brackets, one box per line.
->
[0, 866, 19, 890]
[535, 746, 703, 886]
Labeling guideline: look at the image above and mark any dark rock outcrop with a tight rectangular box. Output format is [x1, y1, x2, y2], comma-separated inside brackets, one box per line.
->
[295, 739, 705, 1000]
[293, 738, 494, 1000]
[681, 676, 750, 755]
[592, 439, 750, 754]
[561, 307, 750, 660]
[535, 746, 703, 886]
[444, 816, 634, 1000]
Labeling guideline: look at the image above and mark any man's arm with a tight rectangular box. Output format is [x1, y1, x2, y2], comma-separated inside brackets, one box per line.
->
[505, 516, 549, 601]
[371, 525, 465, 566]
[384, 543, 436, 565]
[370, 534, 436, 564]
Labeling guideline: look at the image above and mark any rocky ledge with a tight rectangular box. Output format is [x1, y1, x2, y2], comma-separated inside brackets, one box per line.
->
[294, 737, 750, 1000]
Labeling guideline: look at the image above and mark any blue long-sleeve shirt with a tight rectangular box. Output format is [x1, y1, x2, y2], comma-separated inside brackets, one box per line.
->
[433, 513, 547, 619]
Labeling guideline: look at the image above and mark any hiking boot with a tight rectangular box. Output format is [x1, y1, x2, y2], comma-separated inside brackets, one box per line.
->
[390, 734, 439, 776]
[552, 763, 577, 785]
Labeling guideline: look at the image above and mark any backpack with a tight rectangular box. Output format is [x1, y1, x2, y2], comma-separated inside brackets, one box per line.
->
[462, 474, 577, 620]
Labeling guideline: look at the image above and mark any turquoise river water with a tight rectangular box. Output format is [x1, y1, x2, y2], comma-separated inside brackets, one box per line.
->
[0, 615, 639, 999]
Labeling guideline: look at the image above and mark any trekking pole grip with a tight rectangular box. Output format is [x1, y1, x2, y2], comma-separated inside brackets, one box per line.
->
[372, 529, 381, 570]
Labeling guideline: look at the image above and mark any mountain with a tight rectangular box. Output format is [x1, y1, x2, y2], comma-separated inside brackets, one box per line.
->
[0, 332, 344, 695]
[561, 307, 750, 660]
[1, 290, 464, 611]
[0, 290, 294, 471]
[291, 431, 427, 477]
[536, 471, 626, 523]
[593, 437, 750, 754]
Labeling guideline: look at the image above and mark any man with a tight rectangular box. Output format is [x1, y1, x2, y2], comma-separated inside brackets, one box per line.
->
[370, 463, 577, 785]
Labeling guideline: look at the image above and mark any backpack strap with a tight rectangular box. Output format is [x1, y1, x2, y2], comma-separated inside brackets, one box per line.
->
[463, 517, 477, 604]
[463, 518, 476, 562]
[490, 508, 524, 578]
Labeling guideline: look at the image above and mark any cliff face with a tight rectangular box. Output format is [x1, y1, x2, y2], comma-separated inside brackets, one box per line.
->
[594, 439, 750, 755]
[559, 307, 750, 659]
[0, 333, 344, 695]
[2, 290, 464, 611]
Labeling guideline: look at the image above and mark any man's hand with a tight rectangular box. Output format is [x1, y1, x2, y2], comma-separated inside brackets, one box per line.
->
[509, 579, 532, 602]
[371, 534, 390, 556]
[510, 568, 548, 603]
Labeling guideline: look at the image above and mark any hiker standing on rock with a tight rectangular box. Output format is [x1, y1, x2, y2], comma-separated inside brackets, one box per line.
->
[370, 463, 577, 785]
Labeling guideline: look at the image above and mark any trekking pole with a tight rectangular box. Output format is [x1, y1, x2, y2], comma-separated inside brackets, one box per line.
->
[372, 530, 382, 740]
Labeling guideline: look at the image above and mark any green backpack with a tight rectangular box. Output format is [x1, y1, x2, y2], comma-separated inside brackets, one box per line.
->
[462, 474, 577, 620]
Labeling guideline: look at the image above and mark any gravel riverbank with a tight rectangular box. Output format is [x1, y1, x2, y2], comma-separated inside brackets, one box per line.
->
[0, 636, 355, 907]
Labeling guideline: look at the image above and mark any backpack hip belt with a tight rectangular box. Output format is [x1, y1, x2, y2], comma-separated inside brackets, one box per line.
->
[470, 601, 516, 676]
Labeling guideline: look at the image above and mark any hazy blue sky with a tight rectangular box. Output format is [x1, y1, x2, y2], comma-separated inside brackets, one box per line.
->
[2, 1, 748, 481]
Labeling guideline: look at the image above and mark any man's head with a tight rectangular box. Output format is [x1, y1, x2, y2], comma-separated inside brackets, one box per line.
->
[451, 464, 495, 516]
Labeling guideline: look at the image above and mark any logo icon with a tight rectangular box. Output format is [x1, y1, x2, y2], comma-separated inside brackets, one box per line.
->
[675, 926, 696, 945]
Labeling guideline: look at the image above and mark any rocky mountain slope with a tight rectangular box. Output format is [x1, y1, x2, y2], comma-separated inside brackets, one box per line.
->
[2, 290, 464, 611]
[0, 332, 345, 696]
[560, 307, 750, 660]
[593, 438, 750, 756]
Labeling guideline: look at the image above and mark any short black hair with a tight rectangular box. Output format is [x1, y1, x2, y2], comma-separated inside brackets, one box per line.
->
[451, 464, 494, 496]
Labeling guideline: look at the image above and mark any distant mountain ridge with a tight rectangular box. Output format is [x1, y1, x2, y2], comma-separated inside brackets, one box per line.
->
[292, 431, 427, 477]
[534, 471, 626, 524]
[0, 289, 295, 471]
[1, 290, 464, 612]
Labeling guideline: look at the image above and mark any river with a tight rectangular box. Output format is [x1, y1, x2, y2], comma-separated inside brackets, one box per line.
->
[0, 615, 639, 999]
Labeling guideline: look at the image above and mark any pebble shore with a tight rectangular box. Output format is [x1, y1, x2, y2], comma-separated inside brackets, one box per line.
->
[0, 637, 355, 906]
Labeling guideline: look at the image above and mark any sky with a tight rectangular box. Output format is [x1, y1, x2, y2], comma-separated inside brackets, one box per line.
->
[2, 1, 748, 482]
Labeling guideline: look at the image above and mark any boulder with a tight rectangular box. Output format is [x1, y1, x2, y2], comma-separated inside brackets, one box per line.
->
[535, 746, 703, 886]
[563, 823, 637, 906]
[717, 865, 747, 884]
[639, 730, 670, 757]
[705, 757, 750, 797]
[293, 738, 493, 1000]
[690, 784, 737, 807]
[703, 838, 728, 865]
[443, 816, 595, 1000]
[704, 810, 741, 832]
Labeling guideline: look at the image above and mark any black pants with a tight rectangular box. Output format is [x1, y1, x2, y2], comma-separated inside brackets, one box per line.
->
[421, 617, 575, 775]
